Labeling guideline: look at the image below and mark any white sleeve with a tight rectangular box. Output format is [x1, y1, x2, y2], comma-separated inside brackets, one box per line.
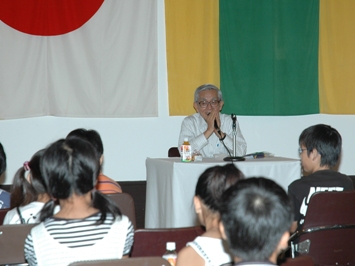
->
[24, 233, 38, 266]
[178, 116, 208, 153]
[3, 208, 18, 225]
[123, 220, 134, 255]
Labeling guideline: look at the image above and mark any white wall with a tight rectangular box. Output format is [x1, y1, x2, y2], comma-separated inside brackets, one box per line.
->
[1, 0, 355, 184]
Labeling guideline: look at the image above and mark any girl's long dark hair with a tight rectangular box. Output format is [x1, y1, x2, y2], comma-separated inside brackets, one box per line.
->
[40, 138, 121, 223]
[195, 163, 245, 212]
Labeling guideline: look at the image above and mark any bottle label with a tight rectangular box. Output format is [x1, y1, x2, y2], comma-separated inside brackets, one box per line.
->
[180, 144, 192, 162]
[162, 255, 177, 266]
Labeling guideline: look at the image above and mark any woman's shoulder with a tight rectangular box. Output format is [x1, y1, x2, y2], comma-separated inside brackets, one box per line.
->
[112, 214, 133, 231]
[21, 201, 45, 211]
[4, 202, 44, 224]
[193, 235, 224, 244]
[3, 208, 17, 224]
[115, 213, 129, 222]
[42, 212, 128, 227]
[177, 245, 205, 266]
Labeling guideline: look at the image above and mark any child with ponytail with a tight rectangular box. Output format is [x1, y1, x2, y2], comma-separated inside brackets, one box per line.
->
[4, 149, 52, 224]
[24, 138, 134, 266]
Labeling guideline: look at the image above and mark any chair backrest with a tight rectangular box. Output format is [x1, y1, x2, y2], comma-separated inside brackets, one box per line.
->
[292, 190, 355, 265]
[0, 223, 37, 265]
[280, 256, 314, 266]
[302, 190, 355, 229]
[0, 208, 10, 225]
[106, 192, 136, 229]
[168, 147, 180, 157]
[348, 175, 355, 190]
[69, 257, 170, 266]
[130, 226, 205, 257]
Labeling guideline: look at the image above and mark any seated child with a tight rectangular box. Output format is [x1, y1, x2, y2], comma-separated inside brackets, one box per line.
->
[24, 137, 133, 265]
[177, 164, 245, 266]
[67, 128, 122, 194]
[219, 177, 293, 265]
[4, 149, 54, 224]
[288, 124, 353, 232]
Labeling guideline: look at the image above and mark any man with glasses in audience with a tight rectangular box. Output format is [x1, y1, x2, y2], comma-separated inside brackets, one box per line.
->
[288, 124, 353, 233]
[178, 84, 247, 158]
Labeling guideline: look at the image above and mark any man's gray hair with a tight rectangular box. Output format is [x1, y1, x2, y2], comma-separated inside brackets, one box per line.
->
[194, 84, 223, 102]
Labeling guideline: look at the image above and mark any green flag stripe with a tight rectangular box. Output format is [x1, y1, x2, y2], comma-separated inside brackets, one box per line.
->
[220, 0, 319, 116]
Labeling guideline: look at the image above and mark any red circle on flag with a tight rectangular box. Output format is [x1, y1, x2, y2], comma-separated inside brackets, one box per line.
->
[0, 0, 104, 36]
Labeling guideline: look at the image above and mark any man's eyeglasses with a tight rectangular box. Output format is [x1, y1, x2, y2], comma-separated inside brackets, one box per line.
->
[197, 100, 220, 108]
[298, 148, 307, 154]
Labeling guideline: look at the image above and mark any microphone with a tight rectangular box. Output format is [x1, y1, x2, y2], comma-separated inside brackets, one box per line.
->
[232, 114, 236, 130]
[224, 113, 245, 162]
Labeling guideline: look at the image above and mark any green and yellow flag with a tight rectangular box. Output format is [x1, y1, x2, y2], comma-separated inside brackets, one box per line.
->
[166, 0, 355, 116]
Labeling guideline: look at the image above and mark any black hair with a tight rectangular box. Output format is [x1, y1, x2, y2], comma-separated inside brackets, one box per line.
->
[195, 164, 244, 212]
[67, 128, 104, 156]
[40, 138, 121, 223]
[0, 142, 6, 175]
[10, 149, 47, 208]
[299, 124, 341, 168]
[220, 177, 293, 261]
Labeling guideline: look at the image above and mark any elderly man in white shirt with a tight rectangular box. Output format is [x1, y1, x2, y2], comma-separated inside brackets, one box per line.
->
[178, 84, 247, 158]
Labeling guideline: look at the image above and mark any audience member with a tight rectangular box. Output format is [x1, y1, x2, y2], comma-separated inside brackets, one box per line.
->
[0, 142, 11, 209]
[24, 138, 134, 265]
[177, 164, 244, 266]
[178, 84, 247, 158]
[4, 149, 54, 224]
[288, 124, 353, 232]
[67, 128, 122, 194]
[220, 177, 293, 265]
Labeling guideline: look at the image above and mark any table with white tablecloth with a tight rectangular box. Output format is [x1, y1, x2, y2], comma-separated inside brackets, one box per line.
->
[145, 157, 301, 228]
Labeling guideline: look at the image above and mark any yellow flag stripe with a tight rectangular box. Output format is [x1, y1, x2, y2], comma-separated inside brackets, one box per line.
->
[319, 0, 355, 114]
[165, 0, 220, 115]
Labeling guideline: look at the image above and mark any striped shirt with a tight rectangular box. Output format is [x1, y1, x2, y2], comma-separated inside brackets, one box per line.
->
[96, 174, 122, 194]
[24, 212, 134, 266]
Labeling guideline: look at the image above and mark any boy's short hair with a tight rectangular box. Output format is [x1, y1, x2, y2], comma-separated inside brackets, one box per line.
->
[299, 124, 341, 168]
[0, 142, 6, 175]
[220, 177, 293, 261]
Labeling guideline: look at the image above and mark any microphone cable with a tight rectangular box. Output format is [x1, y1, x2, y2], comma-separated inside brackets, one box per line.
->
[220, 138, 232, 157]
[215, 119, 232, 157]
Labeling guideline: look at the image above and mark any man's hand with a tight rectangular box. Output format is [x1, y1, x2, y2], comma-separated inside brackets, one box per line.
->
[203, 109, 222, 139]
[213, 113, 224, 138]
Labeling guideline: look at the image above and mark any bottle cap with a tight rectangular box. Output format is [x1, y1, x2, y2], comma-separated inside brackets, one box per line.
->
[183, 137, 188, 142]
[166, 242, 176, 250]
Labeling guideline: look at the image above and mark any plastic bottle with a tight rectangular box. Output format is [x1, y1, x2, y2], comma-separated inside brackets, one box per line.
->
[180, 137, 192, 162]
[162, 242, 177, 266]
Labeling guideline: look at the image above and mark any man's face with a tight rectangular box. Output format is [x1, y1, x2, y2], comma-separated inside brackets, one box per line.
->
[299, 144, 317, 173]
[193, 89, 224, 116]
[299, 145, 310, 171]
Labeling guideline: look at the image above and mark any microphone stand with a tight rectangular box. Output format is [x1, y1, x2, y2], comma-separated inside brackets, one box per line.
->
[224, 114, 245, 162]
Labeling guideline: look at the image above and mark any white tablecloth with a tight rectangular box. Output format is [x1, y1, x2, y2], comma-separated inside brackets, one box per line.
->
[145, 157, 301, 228]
